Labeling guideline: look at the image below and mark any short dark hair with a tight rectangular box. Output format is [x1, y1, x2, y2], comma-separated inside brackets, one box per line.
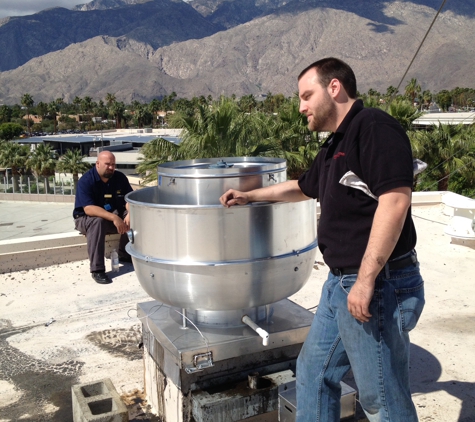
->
[298, 57, 357, 99]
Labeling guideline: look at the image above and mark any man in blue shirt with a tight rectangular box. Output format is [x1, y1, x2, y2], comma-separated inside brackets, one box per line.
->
[73, 151, 133, 284]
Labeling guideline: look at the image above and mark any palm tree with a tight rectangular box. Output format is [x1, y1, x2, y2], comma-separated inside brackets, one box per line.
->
[367, 88, 380, 99]
[36, 102, 48, 121]
[0, 141, 30, 192]
[21, 93, 34, 135]
[136, 138, 181, 185]
[435, 90, 452, 111]
[421, 90, 433, 110]
[410, 124, 474, 191]
[81, 96, 93, 114]
[0, 105, 12, 123]
[134, 104, 150, 128]
[27, 143, 58, 193]
[384, 86, 399, 102]
[137, 98, 276, 184]
[177, 98, 276, 157]
[265, 97, 320, 179]
[95, 100, 107, 120]
[110, 101, 126, 129]
[105, 93, 116, 108]
[405, 78, 421, 106]
[48, 101, 59, 134]
[81, 96, 94, 130]
[238, 94, 257, 113]
[56, 149, 91, 193]
[73, 96, 82, 113]
[163, 92, 177, 111]
[384, 99, 422, 132]
[362, 95, 380, 108]
[149, 99, 161, 128]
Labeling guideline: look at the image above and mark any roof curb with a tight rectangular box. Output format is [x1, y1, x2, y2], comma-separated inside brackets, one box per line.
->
[0, 231, 121, 274]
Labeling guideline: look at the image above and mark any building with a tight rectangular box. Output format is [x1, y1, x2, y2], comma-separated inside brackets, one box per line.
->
[14, 128, 183, 173]
[413, 112, 475, 129]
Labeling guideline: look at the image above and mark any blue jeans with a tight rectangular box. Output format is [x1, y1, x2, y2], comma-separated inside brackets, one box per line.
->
[296, 260, 424, 422]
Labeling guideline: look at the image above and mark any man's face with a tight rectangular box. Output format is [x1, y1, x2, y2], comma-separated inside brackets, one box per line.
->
[96, 155, 116, 179]
[298, 68, 336, 132]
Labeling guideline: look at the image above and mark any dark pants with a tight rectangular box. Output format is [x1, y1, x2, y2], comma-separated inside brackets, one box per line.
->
[74, 210, 129, 272]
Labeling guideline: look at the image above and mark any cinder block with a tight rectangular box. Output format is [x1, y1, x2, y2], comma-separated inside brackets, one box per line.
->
[71, 378, 128, 422]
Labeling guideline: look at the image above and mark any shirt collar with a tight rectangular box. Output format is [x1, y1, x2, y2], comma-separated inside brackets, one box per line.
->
[321, 99, 364, 147]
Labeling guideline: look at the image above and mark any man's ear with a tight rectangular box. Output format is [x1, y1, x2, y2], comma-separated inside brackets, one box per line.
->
[328, 78, 341, 98]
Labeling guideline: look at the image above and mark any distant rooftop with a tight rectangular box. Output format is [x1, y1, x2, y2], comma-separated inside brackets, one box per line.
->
[16, 128, 182, 146]
[413, 112, 475, 126]
[15, 128, 183, 157]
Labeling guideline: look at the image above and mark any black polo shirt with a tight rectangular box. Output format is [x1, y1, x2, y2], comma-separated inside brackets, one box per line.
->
[73, 166, 133, 218]
[298, 99, 416, 268]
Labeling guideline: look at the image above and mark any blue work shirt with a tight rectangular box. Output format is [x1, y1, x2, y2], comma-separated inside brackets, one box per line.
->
[73, 166, 133, 218]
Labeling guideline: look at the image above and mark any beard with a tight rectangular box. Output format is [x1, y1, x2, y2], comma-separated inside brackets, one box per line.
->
[307, 91, 337, 132]
[102, 170, 114, 179]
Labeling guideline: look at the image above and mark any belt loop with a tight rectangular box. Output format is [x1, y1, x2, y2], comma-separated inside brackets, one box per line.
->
[384, 262, 390, 278]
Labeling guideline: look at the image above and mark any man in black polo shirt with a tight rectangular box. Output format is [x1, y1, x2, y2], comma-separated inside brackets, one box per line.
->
[73, 151, 133, 284]
[220, 57, 424, 421]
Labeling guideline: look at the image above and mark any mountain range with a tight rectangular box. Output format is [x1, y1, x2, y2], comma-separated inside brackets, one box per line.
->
[0, 0, 474, 104]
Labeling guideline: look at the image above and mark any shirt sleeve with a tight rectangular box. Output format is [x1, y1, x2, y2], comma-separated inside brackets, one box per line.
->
[76, 175, 99, 208]
[298, 152, 322, 199]
[353, 111, 414, 198]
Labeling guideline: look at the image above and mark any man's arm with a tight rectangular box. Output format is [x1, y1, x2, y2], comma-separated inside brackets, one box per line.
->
[83, 205, 129, 234]
[124, 202, 130, 226]
[220, 180, 310, 207]
[347, 186, 412, 323]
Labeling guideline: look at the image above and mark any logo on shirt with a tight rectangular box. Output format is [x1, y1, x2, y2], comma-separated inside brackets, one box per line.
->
[333, 152, 345, 160]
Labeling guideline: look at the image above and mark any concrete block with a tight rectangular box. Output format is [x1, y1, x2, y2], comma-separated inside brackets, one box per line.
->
[71, 378, 128, 422]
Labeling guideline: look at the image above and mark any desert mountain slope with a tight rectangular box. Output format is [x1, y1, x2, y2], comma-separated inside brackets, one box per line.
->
[0, 0, 473, 103]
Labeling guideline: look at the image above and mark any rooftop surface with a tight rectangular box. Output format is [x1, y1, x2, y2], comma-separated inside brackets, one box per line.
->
[0, 201, 74, 241]
[0, 198, 474, 421]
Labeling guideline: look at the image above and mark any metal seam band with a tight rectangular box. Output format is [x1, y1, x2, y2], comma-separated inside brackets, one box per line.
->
[127, 239, 318, 267]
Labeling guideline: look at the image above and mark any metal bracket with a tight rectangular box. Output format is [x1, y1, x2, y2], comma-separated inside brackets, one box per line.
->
[184, 351, 214, 374]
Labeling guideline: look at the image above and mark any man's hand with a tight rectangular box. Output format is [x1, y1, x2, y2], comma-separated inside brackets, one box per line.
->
[219, 180, 309, 207]
[220, 189, 250, 207]
[113, 214, 129, 234]
[347, 278, 374, 323]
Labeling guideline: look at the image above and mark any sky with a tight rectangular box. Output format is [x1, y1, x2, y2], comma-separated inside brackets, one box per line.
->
[0, 0, 82, 20]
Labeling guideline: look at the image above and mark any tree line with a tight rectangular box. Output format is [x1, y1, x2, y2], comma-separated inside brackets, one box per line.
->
[0, 80, 474, 136]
